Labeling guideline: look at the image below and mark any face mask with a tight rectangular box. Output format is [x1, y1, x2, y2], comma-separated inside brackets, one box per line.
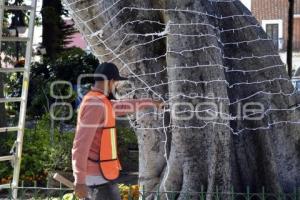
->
[108, 92, 117, 100]
[107, 87, 118, 100]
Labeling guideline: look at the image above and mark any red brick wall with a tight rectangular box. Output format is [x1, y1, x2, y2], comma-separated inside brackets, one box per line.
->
[295, 0, 300, 13]
[294, 18, 300, 50]
[251, 0, 300, 50]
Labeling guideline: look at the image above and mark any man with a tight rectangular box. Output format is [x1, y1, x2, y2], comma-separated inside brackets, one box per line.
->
[72, 62, 161, 199]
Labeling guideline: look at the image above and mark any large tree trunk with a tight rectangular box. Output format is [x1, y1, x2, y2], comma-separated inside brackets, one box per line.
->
[64, 0, 300, 199]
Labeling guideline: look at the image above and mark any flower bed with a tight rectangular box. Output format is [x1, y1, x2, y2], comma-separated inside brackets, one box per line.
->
[61, 184, 140, 200]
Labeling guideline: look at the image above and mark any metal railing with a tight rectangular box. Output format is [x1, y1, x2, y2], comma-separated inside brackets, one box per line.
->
[0, 184, 299, 200]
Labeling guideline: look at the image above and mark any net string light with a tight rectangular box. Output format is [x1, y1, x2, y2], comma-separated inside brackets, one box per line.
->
[63, 0, 298, 137]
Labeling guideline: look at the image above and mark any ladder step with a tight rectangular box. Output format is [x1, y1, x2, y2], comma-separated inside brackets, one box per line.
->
[0, 68, 25, 73]
[0, 184, 11, 189]
[0, 127, 19, 133]
[0, 97, 22, 103]
[1, 37, 30, 42]
[0, 155, 14, 162]
[2, 5, 33, 11]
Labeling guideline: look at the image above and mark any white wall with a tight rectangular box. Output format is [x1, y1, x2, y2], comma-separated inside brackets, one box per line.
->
[280, 52, 300, 71]
[240, 0, 251, 11]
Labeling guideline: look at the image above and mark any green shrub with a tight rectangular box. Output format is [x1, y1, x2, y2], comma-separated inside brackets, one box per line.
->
[6, 48, 99, 118]
[0, 114, 139, 186]
[0, 114, 74, 185]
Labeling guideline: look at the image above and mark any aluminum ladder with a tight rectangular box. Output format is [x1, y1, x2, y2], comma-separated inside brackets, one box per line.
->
[0, 0, 37, 198]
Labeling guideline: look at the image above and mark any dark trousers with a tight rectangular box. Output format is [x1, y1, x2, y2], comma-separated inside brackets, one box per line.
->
[84, 181, 121, 200]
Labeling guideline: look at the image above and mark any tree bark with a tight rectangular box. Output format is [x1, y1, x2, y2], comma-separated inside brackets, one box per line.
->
[64, 0, 300, 199]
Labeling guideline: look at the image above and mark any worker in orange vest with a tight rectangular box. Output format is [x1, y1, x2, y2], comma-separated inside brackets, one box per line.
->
[72, 62, 162, 199]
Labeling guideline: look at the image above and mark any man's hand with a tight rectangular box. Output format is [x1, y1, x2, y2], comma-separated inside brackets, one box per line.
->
[153, 100, 165, 110]
[74, 183, 88, 199]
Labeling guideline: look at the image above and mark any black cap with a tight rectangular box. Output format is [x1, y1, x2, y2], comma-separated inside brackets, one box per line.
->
[94, 62, 128, 81]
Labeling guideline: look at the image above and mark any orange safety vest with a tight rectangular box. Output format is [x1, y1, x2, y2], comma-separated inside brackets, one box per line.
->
[82, 90, 122, 181]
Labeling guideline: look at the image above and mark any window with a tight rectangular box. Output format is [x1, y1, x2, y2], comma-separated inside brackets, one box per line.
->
[262, 20, 283, 50]
[266, 24, 279, 49]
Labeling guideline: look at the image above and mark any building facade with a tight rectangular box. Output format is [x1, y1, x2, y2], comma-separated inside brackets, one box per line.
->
[241, 0, 300, 71]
